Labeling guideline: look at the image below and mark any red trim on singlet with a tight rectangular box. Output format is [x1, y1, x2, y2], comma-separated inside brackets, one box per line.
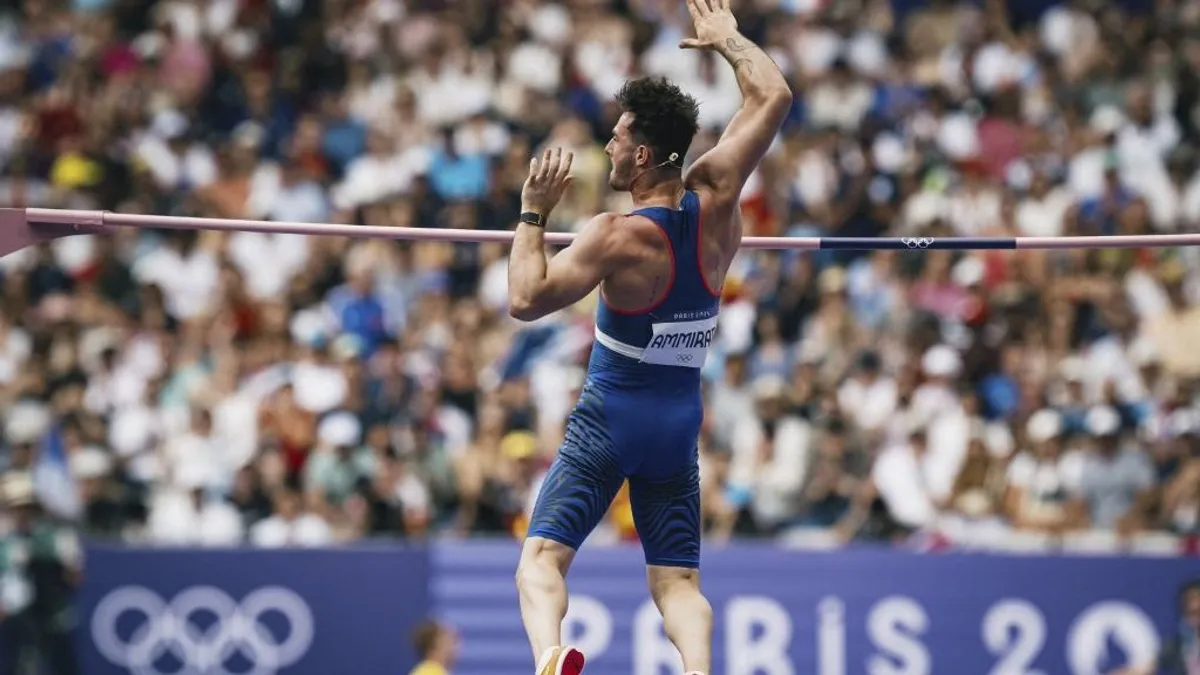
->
[696, 206, 722, 298]
[600, 216, 676, 316]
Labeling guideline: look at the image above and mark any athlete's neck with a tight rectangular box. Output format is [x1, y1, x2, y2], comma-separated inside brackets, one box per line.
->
[630, 175, 685, 211]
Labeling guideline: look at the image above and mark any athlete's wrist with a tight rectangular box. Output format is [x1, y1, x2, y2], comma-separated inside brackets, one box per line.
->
[518, 209, 547, 228]
[712, 31, 747, 54]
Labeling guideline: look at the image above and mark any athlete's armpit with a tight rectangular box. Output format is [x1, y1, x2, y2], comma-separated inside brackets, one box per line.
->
[508, 213, 624, 321]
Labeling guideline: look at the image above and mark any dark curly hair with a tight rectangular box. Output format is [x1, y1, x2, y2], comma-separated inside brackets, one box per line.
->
[614, 77, 700, 168]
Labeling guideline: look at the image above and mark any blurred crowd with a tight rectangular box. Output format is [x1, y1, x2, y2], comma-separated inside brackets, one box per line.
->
[0, 0, 1198, 553]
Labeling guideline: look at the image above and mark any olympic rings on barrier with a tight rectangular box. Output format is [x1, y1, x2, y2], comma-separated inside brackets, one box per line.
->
[90, 585, 315, 675]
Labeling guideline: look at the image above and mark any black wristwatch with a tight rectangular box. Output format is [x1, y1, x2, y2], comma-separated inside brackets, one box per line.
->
[519, 211, 545, 227]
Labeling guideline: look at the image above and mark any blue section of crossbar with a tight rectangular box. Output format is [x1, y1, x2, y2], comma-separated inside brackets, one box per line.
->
[818, 237, 1019, 251]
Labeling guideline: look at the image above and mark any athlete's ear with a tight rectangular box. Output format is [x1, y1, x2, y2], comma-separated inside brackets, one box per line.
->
[635, 144, 651, 168]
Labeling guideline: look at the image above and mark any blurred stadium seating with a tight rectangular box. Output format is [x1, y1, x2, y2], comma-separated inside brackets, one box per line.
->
[2, 0, 1199, 555]
[1, 0, 1200, 671]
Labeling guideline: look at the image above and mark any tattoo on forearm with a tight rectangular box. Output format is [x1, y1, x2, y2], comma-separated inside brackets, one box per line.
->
[725, 37, 748, 52]
[732, 58, 754, 74]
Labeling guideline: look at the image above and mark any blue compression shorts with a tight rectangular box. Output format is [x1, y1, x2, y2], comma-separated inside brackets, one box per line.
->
[527, 376, 702, 568]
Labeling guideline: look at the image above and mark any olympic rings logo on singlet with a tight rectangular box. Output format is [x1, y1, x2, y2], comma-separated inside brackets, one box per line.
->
[639, 315, 718, 368]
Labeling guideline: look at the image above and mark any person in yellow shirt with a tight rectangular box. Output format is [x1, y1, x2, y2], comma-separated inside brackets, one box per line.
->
[502, 431, 540, 539]
[408, 620, 459, 675]
[608, 481, 639, 542]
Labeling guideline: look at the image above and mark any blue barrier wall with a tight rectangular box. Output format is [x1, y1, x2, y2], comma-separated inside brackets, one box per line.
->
[11, 542, 1196, 675]
[433, 542, 1200, 675]
[75, 545, 430, 675]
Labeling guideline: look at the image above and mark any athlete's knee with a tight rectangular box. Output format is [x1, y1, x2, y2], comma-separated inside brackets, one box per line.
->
[516, 536, 576, 592]
[647, 565, 708, 612]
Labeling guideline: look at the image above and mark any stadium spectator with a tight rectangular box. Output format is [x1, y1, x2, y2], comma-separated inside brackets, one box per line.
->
[1117, 579, 1200, 675]
[1005, 408, 1085, 533]
[1079, 405, 1158, 534]
[408, 619, 460, 675]
[0, 471, 83, 675]
[249, 485, 334, 547]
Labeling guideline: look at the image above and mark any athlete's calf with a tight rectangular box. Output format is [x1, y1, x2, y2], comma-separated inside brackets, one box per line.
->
[516, 537, 585, 674]
[648, 565, 713, 674]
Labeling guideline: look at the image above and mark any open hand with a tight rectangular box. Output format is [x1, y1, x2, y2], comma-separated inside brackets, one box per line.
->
[679, 0, 739, 51]
[521, 147, 574, 217]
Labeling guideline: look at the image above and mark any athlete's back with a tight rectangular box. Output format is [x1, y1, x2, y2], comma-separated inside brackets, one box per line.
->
[506, 0, 792, 673]
[592, 189, 719, 388]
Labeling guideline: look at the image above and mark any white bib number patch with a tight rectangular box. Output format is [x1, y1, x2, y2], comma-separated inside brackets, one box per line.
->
[640, 316, 718, 368]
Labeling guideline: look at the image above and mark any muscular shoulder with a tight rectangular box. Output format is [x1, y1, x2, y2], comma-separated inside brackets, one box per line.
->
[584, 211, 662, 260]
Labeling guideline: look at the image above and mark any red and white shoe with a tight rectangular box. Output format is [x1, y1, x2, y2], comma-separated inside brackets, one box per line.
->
[536, 646, 585, 675]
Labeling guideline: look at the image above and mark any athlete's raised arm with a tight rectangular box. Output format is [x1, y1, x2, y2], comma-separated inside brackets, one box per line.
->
[680, 0, 792, 203]
[508, 147, 627, 322]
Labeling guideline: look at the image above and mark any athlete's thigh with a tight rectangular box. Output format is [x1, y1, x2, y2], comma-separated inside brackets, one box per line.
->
[527, 382, 627, 550]
[628, 452, 701, 568]
[528, 452, 625, 550]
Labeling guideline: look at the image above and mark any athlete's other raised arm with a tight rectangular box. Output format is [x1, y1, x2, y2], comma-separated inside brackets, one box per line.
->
[680, 0, 792, 203]
[508, 147, 626, 322]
